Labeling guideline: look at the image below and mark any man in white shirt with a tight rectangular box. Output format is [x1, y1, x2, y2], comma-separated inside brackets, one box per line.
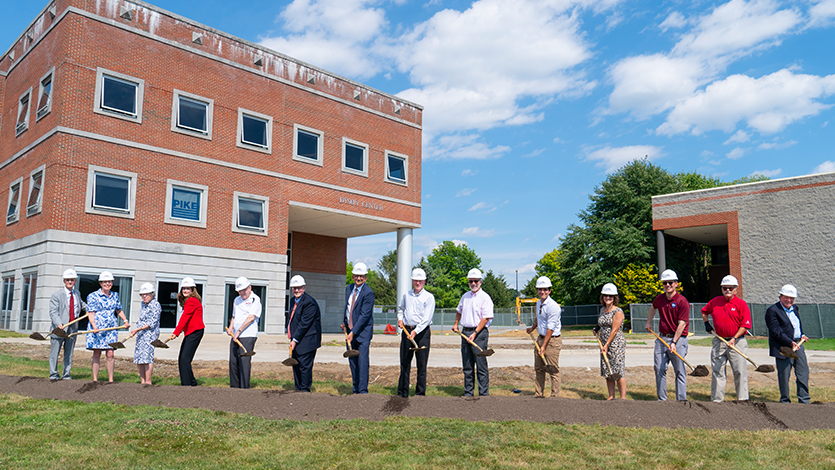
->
[48, 269, 86, 380]
[452, 268, 494, 397]
[526, 276, 562, 397]
[227, 276, 261, 389]
[397, 268, 436, 397]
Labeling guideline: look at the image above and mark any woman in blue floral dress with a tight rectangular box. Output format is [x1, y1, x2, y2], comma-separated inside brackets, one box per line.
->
[86, 271, 129, 382]
[130, 283, 161, 384]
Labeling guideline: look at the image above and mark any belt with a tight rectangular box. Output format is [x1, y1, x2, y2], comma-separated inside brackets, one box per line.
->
[539, 334, 560, 338]
[794, 338, 802, 341]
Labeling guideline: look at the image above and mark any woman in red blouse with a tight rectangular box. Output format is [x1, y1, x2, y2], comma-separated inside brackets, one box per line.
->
[167, 277, 205, 386]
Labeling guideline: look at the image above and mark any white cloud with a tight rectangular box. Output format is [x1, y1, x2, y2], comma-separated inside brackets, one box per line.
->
[425, 133, 511, 160]
[522, 148, 546, 158]
[584, 145, 665, 173]
[726, 147, 747, 159]
[461, 169, 477, 177]
[749, 168, 782, 178]
[607, 54, 704, 119]
[659, 11, 687, 31]
[462, 226, 496, 237]
[468, 202, 490, 211]
[813, 161, 835, 174]
[517, 263, 536, 274]
[456, 188, 477, 197]
[724, 130, 750, 144]
[809, 0, 835, 27]
[551, 233, 563, 242]
[758, 140, 797, 150]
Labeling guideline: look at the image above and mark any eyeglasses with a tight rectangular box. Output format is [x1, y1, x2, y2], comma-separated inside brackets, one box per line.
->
[291, 287, 304, 291]
[721, 286, 736, 291]
[662, 281, 676, 286]
[468, 280, 480, 284]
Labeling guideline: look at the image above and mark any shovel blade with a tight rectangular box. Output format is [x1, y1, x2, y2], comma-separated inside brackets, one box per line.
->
[689, 365, 710, 377]
[755, 364, 775, 373]
[151, 340, 169, 348]
[476, 349, 494, 357]
[779, 346, 799, 360]
[109, 342, 125, 349]
[343, 349, 361, 358]
[238, 351, 256, 357]
[282, 357, 299, 366]
[51, 328, 69, 339]
[29, 332, 47, 341]
[544, 364, 559, 374]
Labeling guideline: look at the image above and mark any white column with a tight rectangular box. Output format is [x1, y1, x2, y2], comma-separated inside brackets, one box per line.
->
[396, 228, 413, 309]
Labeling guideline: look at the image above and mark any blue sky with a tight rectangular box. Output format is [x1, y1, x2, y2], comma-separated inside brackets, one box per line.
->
[4, 0, 835, 290]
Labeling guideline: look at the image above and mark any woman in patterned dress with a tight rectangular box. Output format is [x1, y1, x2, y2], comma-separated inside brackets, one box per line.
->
[167, 277, 205, 386]
[595, 283, 627, 400]
[130, 283, 161, 384]
[86, 271, 129, 382]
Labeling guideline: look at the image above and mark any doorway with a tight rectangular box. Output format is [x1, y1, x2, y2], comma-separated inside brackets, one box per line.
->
[158, 281, 204, 329]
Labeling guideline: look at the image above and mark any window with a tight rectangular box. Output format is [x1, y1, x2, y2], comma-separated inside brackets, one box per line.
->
[16, 88, 32, 135]
[237, 108, 272, 153]
[94, 68, 144, 123]
[36, 68, 55, 120]
[293, 124, 323, 166]
[20, 272, 37, 331]
[26, 166, 45, 217]
[232, 192, 269, 236]
[153, 275, 202, 329]
[85, 165, 137, 219]
[164, 180, 208, 228]
[342, 138, 368, 177]
[225, 281, 266, 332]
[7, 178, 23, 224]
[386, 151, 408, 185]
[75, 271, 133, 330]
[172, 90, 213, 139]
[1, 275, 14, 330]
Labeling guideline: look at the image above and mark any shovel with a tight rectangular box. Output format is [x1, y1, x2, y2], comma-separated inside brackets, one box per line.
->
[530, 334, 559, 374]
[596, 337, 622, 381]
[29, 313, 89, 341]
[713, 333, 775, 373]
[780, 337, 807, 360]
[151, 335, 176, 348]
[108, 333, 136, 349]
[234, 338, 256, 357]
[68, 324, 127, 337]
[340, 324, 361, 358]
[648, 330, 709, 377]
[401, 326, 427, 352]
[455, 330, 494, 357]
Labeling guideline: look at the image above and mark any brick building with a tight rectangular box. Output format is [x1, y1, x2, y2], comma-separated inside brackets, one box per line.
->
[1, 0, 422, 334]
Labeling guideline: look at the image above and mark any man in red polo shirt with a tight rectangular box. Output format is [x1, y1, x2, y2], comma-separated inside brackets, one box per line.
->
[701, 275, 752, 402]
[645, 269, 690, 401]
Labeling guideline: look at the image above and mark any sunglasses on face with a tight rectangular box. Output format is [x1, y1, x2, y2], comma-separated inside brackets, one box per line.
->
[469, 280, 480, 284]
[722, 286, 736, 291]
[662, 281, 676, 286]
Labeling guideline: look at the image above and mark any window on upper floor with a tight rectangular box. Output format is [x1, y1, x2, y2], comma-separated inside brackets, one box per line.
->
[36, 68, 55, 120]
[7, 178, 23, 224]
[94, 68, 144, 123]
[233, 192, 269, 236]
[26, 166, 45, 217]
[16, 88, 32, 136]
[164, 180, 208, 229]
[172, 90, 213, 139]
[293, 124, 323, 166]
[386, 152, 408, 185]
[237, 109, 272, 153]
[85, 165, 137, 219]
[342, 138, 368, 177]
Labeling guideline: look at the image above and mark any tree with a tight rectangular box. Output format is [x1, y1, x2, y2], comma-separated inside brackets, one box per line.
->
[365, 250, 397, 305]
[422, 241, 482, 307]
[614, 263, 661, 312]
[481, 270, 514, 308]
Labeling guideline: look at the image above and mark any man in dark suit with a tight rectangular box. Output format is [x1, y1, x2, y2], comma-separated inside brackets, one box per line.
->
[765, 284, 810, 403]
[343, 262, 375, 394]
[287, 275, 322, 392]
[48, 268, 87, 380]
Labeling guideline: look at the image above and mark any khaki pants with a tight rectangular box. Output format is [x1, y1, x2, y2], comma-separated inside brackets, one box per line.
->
[711, 336, 749, 401]
[535, 335, 561, 397]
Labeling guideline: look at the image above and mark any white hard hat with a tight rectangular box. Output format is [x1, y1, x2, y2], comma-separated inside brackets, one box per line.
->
[98, 271, 115, 282]
[779, 284, 797, 298]
[289, 275, 306, 287]
[660, 269, 678, 282]
[235, 276, 250, 291]
[180, 277, 197, 288]
[139, 283, 155, 294]
[467, 268, 483, 280]
[601, 283, 618, 295]
[720, 275, 739, 287]
[535, 276, 552, 289]
[62, 269, 78, 280]
[352, 262, 368, 275]
[411, 268, 427, 281]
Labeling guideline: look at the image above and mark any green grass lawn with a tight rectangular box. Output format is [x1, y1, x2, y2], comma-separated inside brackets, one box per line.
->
[686, 337, 835, 350]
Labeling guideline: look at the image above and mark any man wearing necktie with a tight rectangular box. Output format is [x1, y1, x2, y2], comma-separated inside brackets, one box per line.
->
[48, 268, 86, 380]
[765, 284, 810, 403]
[287, 275, 321, 392]
[343, 262, 375, 394]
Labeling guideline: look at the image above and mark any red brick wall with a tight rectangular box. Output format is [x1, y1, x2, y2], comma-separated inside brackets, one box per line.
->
[291, 231, 346, 274]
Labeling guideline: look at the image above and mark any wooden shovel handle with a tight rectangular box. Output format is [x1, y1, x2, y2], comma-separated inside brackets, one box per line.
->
[795, 337, 807, 350]
[647, 330, 695, 371]
[596, 337, 615, 373]
[712, 333, 758, 367]
[63, 313, 89, 329]
[456, 331, 484, 352]
[401, 326, 420, 349]
[69, 325, 126, 337]
[234, 338, 249, 354]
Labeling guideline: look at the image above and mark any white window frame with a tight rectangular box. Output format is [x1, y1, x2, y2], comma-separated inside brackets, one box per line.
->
[342, 137, 369, 177]
[84, 165, 137, 219]
[171, 89, 214, 140]
[237, 108, 272, 153]
[232, 191, 269, 236]
[164, 179, 208, 229]
[19, 269, 38, 331]
[36, 67, 55, 121]
[6, 177, 23, 225]
[16, 87, 32, 136]
[385, 151, 408, 186]
[293, 124, 324, 167]
[93, 68, 144, 124]
[26, 165, 45, 217]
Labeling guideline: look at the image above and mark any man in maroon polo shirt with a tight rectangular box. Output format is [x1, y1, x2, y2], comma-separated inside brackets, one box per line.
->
[701, 275, 752, 402]
[645, 269, 690, 401]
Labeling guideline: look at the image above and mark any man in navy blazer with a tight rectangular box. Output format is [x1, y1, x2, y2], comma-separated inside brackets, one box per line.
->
[287, 275, 322, 392]
[343, 262, 375, 394]
[48, 268, 87, 380]
[765, 284, 810, 403]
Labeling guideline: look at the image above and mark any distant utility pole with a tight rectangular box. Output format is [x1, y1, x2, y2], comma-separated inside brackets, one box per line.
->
[515, 270, 518, 296]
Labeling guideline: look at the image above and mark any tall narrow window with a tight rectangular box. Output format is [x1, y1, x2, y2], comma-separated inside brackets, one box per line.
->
[16, 89, 32, 136]
[233, 192, 269, 236]
[7, 178, 23, 224]
[20, 272, 37, 331]
[26, 166, 45, 216]
[386, 152, 408, 185]
[85, 165, 137, 219]
[36, 68, 55, 120]
[293, 124, 323, 166]
[1, 275, 14, 330]
[94, 68, 144, 123]
[237, 109, 272, 153]
[172, 90, 213, 139]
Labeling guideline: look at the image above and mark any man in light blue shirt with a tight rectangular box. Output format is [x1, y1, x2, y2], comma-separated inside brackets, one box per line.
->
[525, 276, 562, 397]
[765, 284, 810, 403]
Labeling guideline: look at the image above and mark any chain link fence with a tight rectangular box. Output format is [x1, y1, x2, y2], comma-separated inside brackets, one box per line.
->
[630, 303, 834, 338]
